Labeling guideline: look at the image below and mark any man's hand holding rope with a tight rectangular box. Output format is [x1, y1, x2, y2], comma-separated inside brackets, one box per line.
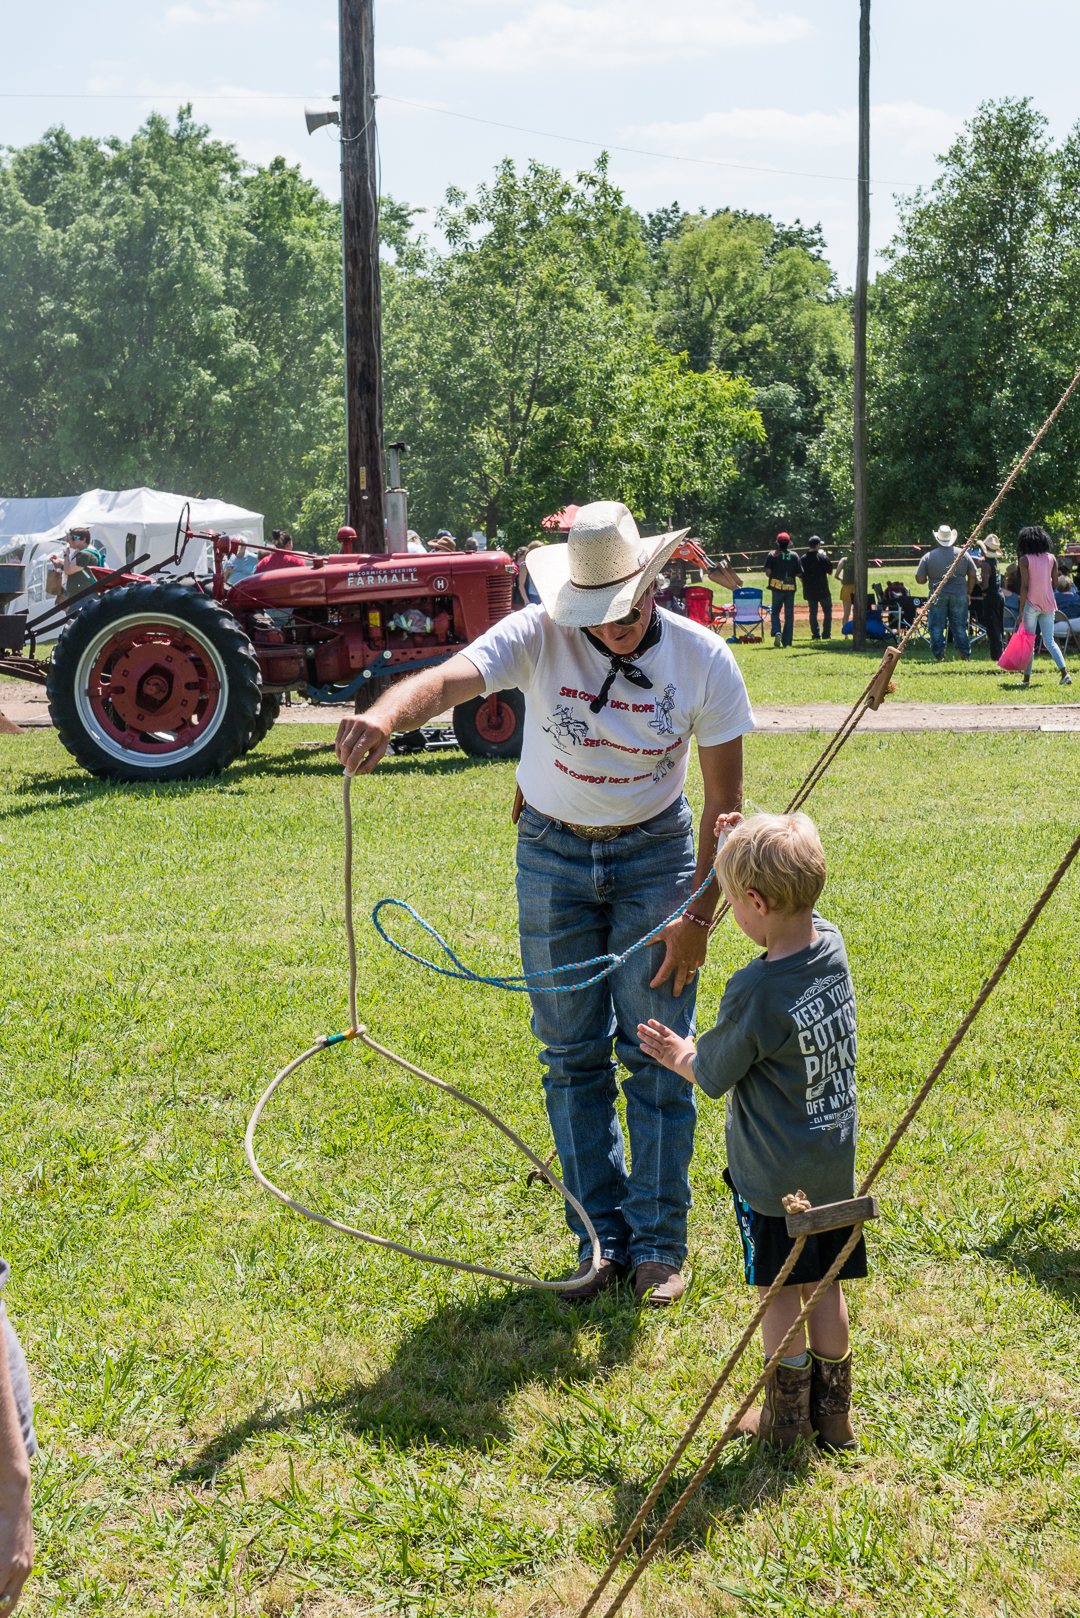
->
[336, 655, 488, 777]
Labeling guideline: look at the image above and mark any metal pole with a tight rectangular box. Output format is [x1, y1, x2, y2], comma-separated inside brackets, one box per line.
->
[340, 0, 386, 552]
[851, 0, 870, 649]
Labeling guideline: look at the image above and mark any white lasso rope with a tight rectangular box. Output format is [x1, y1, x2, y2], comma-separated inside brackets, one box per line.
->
[244, 774, 601, 1290]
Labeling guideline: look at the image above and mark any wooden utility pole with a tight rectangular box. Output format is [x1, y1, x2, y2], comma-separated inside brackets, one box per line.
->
[851, 0, 870, 648]
[340, 0, 386, 550]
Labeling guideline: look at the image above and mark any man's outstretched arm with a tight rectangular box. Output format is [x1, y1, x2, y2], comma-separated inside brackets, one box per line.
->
[335, 654, 486, 775]
[0, 1328, 32, 1613]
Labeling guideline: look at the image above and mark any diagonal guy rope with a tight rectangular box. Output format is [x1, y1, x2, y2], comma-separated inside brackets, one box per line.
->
[705, 362, 1080, 934]
[577, 368, 1080, 1618]
[578, 822, 1080, 1618]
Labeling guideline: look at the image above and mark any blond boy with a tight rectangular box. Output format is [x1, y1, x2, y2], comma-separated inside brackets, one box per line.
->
[638, 811, 862, 1451]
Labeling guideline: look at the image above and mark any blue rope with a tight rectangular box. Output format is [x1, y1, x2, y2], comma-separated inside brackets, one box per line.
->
[371, 873, 715, 993]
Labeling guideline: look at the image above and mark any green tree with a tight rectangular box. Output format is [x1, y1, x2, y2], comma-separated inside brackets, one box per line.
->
[379, 159, 760, 543]
[858, 98, 1080, 541]
[0, 110, 343, 531]
[646, 208, 851, 542]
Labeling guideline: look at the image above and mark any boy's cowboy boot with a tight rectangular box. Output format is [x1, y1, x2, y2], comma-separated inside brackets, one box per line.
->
[809, 1350, 856, 1452]
[738, 1360, 813, 1449]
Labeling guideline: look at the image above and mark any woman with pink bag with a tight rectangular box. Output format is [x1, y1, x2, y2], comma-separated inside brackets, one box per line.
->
[1016, 526, 1071, 688]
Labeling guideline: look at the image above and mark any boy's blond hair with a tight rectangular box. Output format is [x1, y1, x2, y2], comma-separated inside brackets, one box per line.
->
[715, 812, 826, 913]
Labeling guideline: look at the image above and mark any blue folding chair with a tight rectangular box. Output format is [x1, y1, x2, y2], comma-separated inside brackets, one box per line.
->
[727, 587, 767, 644]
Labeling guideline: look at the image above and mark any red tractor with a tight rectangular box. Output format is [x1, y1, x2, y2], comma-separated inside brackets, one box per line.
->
[0, 516, 524, 782]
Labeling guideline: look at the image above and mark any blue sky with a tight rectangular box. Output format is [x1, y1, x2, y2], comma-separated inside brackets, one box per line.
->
[3, 0, 1078, 282]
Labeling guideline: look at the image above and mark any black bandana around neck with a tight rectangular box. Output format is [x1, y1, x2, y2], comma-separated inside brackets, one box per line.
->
[582, 608, 663, 714]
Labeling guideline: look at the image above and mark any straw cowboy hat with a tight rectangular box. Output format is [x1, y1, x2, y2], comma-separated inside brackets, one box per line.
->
[526, 501, 688, 628]
[931, 524, 958, 546]
[980, 533, 1003, 557]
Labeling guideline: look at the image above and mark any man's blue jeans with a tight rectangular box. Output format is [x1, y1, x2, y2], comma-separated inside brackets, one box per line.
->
[516, 797, 698, 1270]
[927, 594, 970, 658]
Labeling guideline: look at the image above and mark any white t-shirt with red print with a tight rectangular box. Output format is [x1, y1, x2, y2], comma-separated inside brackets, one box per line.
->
[463, 605, 755, 826]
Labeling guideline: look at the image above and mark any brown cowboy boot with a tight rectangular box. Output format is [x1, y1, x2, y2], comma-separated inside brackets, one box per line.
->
[809, 1350, 856, 1452]
[738, 1359, 813, 1449]
[633, 1262, 685, 1308]
[559, 1256, 627, 1304]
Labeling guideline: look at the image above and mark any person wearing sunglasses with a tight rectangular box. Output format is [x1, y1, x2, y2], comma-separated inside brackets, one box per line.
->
[336, 502, 754, 1309]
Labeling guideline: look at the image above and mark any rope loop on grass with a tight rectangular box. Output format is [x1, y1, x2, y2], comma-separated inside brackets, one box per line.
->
[243, 775, 603, 1292]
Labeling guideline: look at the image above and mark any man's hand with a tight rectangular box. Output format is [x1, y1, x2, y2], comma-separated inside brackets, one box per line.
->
[333, 656, 486, 777]
[649, 915, 709, 997]
[335, 714, 391, 776]
[637, 1018, 697, 1083]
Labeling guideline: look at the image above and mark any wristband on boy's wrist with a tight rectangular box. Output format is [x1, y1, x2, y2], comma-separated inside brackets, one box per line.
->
[680, 911, 712, 929]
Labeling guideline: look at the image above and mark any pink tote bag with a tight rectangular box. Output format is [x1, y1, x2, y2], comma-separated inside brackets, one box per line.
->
[998, 627, 1036, 671]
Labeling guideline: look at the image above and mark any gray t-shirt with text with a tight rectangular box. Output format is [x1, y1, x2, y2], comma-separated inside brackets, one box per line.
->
[917, 544, 976, 597]
[692, 916, 857, 1217]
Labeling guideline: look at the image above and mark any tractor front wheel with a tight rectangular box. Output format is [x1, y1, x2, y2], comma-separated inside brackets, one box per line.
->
[48, 582, 261, 782]
[453, 689, 525, 760]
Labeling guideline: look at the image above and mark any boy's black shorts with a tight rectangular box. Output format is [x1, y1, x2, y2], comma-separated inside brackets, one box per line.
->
[723, 1168, 868, 1288]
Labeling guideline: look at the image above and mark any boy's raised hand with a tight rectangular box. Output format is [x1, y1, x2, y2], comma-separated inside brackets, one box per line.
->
[714, 810, 745, 842]
[638, 1018, 697, 1085]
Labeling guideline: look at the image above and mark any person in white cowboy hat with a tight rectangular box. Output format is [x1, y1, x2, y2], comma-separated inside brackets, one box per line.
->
[972, 533, 1005, 660]
[915, 524, 978, 662]
[335, 500, 754, 1308]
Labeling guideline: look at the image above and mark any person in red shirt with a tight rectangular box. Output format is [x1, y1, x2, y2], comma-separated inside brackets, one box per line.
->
[255, 530, 308, 574]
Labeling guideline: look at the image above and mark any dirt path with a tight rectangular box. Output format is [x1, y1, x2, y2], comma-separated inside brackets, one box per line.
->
[3, 683, 1078, 735]
[747, 702, 1080, 733]
[257, 700, 1080, 734]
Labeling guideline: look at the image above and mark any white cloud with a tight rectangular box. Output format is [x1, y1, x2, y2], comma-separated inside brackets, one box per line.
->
[624, 101, 960, 182]
[164, 0, 267, 27]
[384, 0, 811, 73]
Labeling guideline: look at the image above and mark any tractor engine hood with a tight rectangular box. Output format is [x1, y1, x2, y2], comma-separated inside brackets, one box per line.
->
[227, 550, 512, 609]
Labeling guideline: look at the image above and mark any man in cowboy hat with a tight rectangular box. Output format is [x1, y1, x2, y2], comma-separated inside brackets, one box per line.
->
[916, 524, 978, 661]
[336, 501, 754, 1307]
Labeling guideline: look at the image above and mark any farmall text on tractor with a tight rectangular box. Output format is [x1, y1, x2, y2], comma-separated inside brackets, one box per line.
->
[0, 508, 525, 782]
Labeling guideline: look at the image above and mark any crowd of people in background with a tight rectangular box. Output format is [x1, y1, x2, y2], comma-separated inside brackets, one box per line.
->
[222, 517, 1080, 693]
[748, 520, 1078, 681]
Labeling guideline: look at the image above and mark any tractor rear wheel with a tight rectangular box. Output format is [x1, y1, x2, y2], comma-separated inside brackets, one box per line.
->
[47, 582, 261, 782]
[453, 688, 525, 760]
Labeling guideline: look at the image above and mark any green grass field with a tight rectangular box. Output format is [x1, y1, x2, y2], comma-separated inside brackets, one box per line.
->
[4, 725, 1080, 1616]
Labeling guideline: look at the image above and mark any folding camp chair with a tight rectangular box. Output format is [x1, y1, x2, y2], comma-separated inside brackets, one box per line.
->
[683, 584, 730, 634]
[908, 595, 934, 649]
[1052, 609, 1080, 652]
[727, 587, 767, 644]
